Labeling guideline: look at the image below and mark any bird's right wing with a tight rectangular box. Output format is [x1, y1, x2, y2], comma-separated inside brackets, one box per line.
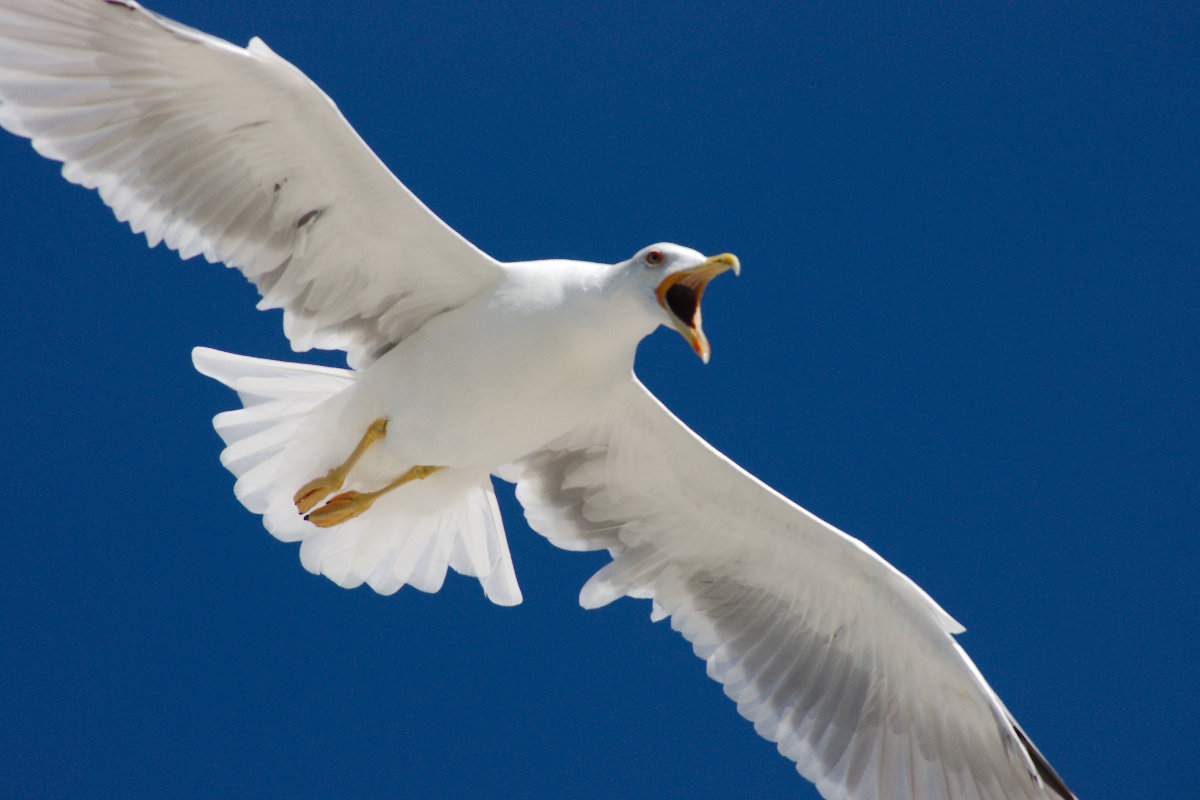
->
[0, 0, 501, 367]
[506, 377, 1075, 800]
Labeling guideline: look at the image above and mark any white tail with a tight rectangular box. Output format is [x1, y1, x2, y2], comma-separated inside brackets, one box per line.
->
[192, 347, 522, 605]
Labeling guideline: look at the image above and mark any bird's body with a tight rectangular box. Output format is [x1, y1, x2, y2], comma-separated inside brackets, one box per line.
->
[204, 243, 719, 604]
[0, 2, 1078, 798]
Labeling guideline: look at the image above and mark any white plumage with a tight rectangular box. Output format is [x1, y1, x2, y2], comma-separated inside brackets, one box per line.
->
[0, 2, 1076, 799]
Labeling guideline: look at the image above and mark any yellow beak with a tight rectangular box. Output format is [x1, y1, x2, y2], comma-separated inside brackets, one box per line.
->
[655, 253, 740, 363]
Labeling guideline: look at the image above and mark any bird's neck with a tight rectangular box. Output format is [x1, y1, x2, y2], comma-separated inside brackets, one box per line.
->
[492, 259, 659, 366]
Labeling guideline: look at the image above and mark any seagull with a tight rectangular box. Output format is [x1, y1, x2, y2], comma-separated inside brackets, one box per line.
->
[0, 2, 1077, 798]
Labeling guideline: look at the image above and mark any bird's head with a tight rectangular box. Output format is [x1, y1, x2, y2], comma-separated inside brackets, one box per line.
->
[620, 243, 740, 363]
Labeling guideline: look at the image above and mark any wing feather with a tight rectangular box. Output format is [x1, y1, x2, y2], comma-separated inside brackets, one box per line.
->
[509, 378, 1075, 800]
[0, 0, 500, 366]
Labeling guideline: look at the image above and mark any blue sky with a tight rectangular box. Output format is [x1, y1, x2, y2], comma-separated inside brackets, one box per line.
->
[1, 1, 1196, 798]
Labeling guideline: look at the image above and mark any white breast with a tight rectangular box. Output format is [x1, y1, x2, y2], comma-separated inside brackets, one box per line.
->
[344, 260, 655, 470]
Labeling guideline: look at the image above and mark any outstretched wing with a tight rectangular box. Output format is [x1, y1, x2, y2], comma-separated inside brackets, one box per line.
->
[0, 0, 500, 367]
[507, 377, 1075, 800]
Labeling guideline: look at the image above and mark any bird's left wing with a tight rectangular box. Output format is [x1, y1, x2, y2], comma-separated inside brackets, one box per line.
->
[0, 0, 500, 367]
[506, 377, 1074, 800]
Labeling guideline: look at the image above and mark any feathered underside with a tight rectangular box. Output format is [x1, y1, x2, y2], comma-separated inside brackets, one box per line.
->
[0, 0, 501, 367]
[506, 378, 1076, 800]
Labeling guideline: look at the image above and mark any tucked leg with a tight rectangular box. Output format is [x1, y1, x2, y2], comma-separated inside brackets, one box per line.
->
[293, 417, 388, 514]
[305, 465, 445, 528]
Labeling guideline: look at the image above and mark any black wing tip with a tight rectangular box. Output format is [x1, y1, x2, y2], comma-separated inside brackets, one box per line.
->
[1012, 720, 1078, 800]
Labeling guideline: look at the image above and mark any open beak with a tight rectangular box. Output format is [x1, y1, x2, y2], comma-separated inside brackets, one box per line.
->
[655, 253, 740, 363]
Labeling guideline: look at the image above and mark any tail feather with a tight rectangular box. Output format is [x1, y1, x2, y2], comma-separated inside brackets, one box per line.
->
[211, 398, 321, 452]
[192, 346, 522, 605]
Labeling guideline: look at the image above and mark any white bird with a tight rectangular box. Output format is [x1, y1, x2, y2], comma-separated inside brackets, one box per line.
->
[0, 2, 1077, 799]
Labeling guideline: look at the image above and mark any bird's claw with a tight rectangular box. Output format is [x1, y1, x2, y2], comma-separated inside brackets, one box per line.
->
[293, 473, 344, 514]
[305, 490, 375, 528]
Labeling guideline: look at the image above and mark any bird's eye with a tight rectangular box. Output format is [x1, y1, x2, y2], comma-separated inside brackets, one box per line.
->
[645, 250, 664, 266]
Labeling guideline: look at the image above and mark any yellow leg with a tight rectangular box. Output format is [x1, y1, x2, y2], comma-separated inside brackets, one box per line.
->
[293, 418, 388, 514]
[305, 465, 445, 528]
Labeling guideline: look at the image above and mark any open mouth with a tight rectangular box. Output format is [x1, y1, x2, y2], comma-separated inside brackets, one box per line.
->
[655, 253, 740, 362]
